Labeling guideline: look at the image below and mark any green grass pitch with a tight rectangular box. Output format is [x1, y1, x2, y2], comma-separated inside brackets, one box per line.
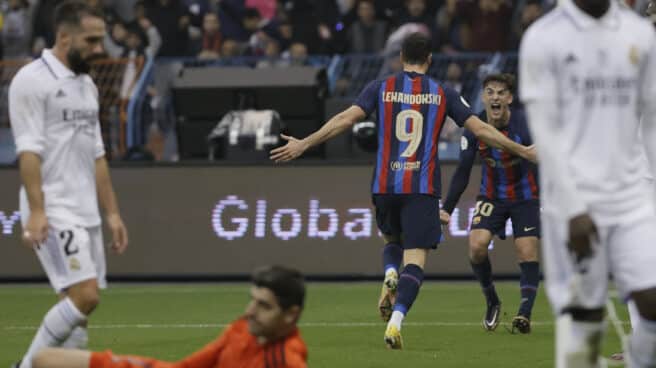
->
[0, 282, 628, 367]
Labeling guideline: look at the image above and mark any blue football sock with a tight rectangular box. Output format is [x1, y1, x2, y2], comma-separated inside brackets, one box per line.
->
[393, 264, 424, 315]
[471, 257, 499, 305]
[518, 261, 540, 318]
[382, 242, 403, 275]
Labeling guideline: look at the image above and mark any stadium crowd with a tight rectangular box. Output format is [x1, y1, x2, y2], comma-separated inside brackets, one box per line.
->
[0, 0, 615, 62]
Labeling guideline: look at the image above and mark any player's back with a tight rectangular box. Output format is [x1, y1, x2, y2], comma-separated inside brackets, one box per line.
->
[371, 71, 449, 196]
[520, 1, 655, 221]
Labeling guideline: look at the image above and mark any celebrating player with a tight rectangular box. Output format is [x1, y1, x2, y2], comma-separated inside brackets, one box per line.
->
[31, 266, 308, 368]
[271, 33, 536, 349]
[9, 2, 128, 367]
[441, 73, 540, 334]
[519, 0, 656, 365]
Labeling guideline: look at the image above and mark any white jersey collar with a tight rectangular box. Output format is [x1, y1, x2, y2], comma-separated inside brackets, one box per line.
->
[562, 0, 620, 30]
[41, 49, 76, 79]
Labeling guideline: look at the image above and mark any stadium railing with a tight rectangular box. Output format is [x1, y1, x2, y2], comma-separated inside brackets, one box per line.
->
[0, 52, 519, 162]
[0, 56, 147, 162]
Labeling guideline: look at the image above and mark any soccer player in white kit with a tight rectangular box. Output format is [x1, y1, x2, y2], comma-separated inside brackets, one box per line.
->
[519, 0, 656, 365]
[9, 2, 128, 367]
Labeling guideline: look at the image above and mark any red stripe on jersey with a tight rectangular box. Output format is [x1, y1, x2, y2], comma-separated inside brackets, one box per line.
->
[378, 77, 396, 193]
[427, 86, 447, 195]
[402, 77, 423, 193]
[527, 169, 538, 199]
[501, 131, 517, 200]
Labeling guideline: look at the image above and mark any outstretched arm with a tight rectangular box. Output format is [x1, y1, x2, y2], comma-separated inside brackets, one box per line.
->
[464, 116, 536, 163]
[270, 105, 366, 162]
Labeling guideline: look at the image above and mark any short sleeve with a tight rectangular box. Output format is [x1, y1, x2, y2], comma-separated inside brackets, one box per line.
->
[639, 30, 656, 116]
[95, 121, 106, 159]
[519, 27, 558, 104]
[353, 80, 381, 116]
[9, 71, 46, 156]
[443, 85, 473, 127]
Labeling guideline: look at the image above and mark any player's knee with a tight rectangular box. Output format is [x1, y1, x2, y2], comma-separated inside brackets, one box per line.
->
[562, 307, 604, 322]
[68, 285, 100, 315]
[468, 241, 488, 263]
[632, 288, 656, 321]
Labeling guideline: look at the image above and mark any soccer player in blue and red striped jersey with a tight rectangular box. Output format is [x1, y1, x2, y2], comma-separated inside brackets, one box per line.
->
[270, 33, 536, 349]
[441, 73, 540, 335]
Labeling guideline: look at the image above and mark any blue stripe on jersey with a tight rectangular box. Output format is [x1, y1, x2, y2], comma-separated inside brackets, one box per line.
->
[520, 165, 533, 199]
[420, 80, 439, 193]
[480, 162, 488, 196]
[490, 148, 506, 200]
[372, 80, 388, 193]
[393, 75, 414, 194]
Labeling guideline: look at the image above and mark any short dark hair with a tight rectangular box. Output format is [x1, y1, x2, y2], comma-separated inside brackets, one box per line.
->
[483, 73, 516, 93]
[54, 1, 104, 32]
[401, 33, 431, 65]
[252, 265, 305, 310]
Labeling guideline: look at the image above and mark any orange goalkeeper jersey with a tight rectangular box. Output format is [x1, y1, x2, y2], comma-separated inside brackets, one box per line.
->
[90, 318, 307, 368]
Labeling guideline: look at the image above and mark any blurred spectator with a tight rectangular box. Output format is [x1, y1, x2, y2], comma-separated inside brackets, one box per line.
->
[346, 0, 387, 53]
[510, 0, 542, 49]
[256, 38, 287, 67]
[397, 0, 437, 37]
[436, 0, 465, 53]
[282, 41, 308, 66]
[444, 62, 463, 93]
[1, 0, 33, 59]
[440, 62, 465, 142]
[221, 37, 242, 57]
[218, 0, 248, 41]
[31, 0, 61, 53]
[104, 9, 162, 58]
[144, 0, 191, 57]
[246, 0, 275, 20]
[183, 0, 218, 28]
[456, 0, 513, 52]
[197, 11, 222, 58]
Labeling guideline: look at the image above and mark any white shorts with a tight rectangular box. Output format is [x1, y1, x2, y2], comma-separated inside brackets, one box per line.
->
[36, 224, 107, 293]
[542, 204, 656, 314]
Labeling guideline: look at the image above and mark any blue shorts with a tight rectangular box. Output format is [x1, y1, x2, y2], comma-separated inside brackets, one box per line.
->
[372, 194, 441, 249]
[470, 197, 540, 239]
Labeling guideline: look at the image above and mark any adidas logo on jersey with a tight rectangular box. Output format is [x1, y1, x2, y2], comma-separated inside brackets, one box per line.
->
[55, 89, 66, 98]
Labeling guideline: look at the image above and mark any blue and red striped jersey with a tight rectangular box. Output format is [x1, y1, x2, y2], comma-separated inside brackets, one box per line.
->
[442, 109, 539, 213]
[353, 71, 473, 196]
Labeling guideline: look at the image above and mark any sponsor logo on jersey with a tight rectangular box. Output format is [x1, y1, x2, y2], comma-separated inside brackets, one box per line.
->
[390, 161, 421, 171]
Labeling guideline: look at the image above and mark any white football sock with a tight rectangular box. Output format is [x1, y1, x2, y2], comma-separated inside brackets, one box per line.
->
[388, 311, 405, 331]
[555, 314, 605, 368]
[61, 326, 88, 349]
[628, 316, 656, 368]
[19, 298, 86, 368]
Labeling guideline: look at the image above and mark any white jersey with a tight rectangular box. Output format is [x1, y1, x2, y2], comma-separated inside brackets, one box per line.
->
[519, 0, 656, 225]
[9, 49, 105, 228]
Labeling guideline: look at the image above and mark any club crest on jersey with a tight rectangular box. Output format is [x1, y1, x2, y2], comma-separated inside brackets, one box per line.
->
[629, 45, 640, 66]
[390, 161, 421, 171]
[69, 257, 80, 271]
